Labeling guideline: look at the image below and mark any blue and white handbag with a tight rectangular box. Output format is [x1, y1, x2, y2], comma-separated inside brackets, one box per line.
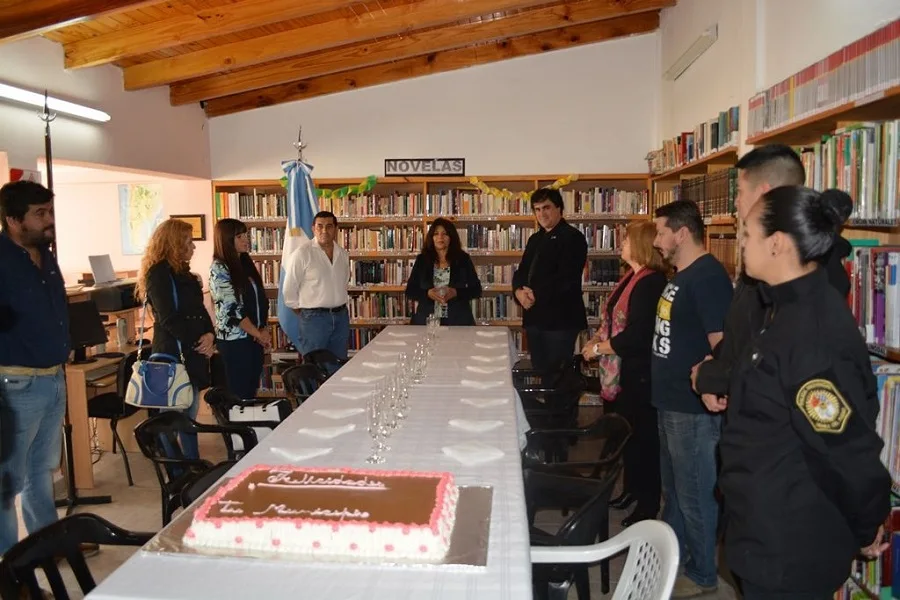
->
[124, 275, 193, 410]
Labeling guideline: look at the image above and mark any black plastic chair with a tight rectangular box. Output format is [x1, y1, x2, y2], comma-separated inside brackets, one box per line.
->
[180, 461, 236, 509]
[86, 348, 149, 486]
[133, 411, 258, 526]
[204, 386, 292, 458]
[280, 363, 325, 408]
[523, 413, 632, 474]
[0, 513, 153, 600]
[302, 348, 348, 379]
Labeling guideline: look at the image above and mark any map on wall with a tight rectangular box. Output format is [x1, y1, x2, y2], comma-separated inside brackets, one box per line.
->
[118, 183, 164, 255]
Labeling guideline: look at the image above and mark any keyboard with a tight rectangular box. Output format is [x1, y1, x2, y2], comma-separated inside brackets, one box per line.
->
[85, 363, 119, 383]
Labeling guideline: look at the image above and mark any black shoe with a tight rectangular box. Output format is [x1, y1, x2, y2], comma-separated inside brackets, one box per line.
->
[621, 508, 658, 528]
[609, 492, 635, 510]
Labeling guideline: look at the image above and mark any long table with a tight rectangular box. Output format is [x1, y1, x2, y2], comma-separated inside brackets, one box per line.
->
[88, 326, 533, 600]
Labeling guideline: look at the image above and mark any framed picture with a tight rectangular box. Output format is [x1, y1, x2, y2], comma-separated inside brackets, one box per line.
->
[171, 214, 207, 241]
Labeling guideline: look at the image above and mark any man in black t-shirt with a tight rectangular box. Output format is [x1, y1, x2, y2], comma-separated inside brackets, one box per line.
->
[651, 200, 733, 598]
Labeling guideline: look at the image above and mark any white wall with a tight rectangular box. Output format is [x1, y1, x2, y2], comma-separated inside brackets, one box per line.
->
[209, 33, 660, 179]
[659, 0, 900, 147]
[51, 164, 213, 286]
[0, 37, 211, 178]
[762, 0, 900, 87]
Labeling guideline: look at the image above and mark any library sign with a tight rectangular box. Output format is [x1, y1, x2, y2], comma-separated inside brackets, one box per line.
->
[384, 158, 465, 177]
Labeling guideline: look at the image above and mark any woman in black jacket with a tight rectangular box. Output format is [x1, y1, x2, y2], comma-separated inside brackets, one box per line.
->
[405, 218, 482, 326]
[581, 220, 669, 526]
[135, 218, 215, 460]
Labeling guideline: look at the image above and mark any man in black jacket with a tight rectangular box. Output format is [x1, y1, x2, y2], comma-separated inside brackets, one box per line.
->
[512, 188, 587, 373]
[692, 145, 853, 405]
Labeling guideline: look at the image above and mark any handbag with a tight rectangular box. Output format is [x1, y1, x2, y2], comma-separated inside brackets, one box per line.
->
[124, 274, 194, 410]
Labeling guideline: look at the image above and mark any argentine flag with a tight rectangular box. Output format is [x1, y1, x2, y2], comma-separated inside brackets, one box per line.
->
[277, 159, 319, 351]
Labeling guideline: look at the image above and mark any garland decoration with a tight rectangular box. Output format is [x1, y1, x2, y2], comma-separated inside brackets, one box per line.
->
[279, 175, 378, 200]
[467, 174, 578, 201]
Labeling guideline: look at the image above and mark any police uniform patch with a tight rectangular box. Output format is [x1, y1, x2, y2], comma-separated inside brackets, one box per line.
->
[795, 379, 852, 434]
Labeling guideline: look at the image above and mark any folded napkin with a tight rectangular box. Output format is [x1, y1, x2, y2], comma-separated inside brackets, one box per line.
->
[387, 332, 418, 338]
[270, 446, 332, 462]
[475, 330, 506, 338]
[297, 423, 357, 439]
[332, 390, 371, 400]
[362, 361, 397, 370]
[466, 365, 506, 374]
[341, 375, 384, 384]
[449, 419, 504, 433]
[441, 442, 505, 466]
[461, 397, 509, 408]
[314, 408, 366, 420]
[461, 379, 503, 390]
[475, 342, 506, 349]
[373, 340, 407, 347]
[471, 355, 506, 363]
[372, 350, 399, 357]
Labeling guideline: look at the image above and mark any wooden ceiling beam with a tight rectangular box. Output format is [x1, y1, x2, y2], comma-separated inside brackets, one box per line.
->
[171, 0, 674, 106]
[63, 0, 360, 69]
[123, 0, 559, 90]
[0, 0, 153, 43]
[204, 12, 660, 118]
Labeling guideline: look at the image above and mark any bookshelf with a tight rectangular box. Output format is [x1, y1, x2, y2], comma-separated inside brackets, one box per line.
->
[646, 107, 741, 275]
[212, 172, 651, 391]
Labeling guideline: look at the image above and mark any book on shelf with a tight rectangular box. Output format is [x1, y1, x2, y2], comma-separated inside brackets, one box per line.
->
[647, 106, 740, 174]
[215, 189, 287, 221]
[846, 244, 900, 351]
[799, 119, 899, 223]
[749, 18, 900, 138]
[676, 169, 738, 218]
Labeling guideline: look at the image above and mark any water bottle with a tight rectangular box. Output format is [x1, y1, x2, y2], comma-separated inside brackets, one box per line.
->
[116, 318, 128, 349]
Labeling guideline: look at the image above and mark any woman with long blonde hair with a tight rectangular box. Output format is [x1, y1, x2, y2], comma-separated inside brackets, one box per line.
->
[137, 218, 214, 459]
[581, 219, 669, 526]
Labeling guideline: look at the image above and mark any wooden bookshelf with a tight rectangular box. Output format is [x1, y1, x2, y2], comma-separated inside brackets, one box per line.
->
[212, 173, 649, 357]
[747, 84, 900, 146]
[650, 146, 739, 182]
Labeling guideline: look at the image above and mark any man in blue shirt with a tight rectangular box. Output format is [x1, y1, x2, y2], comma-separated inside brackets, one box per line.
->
[651, 200, 733, 598]
[0, 181, 71, 555]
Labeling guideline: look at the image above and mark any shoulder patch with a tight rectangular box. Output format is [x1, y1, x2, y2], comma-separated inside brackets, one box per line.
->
[795, 379, 852, 434]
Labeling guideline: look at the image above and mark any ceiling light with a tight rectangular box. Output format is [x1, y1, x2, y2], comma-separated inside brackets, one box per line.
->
[664, 24, 718, 81]
[0, 83, 110, 122]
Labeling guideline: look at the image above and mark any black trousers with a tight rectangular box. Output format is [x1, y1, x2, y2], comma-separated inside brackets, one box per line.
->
[217, 336, 265, 399]
[605, 390, 660, 514]
[526, 328, 580, 373]
[738, 578, 834, 600]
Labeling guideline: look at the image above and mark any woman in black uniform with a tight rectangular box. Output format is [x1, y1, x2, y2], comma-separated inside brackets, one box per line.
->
[713, 186, 891, 599]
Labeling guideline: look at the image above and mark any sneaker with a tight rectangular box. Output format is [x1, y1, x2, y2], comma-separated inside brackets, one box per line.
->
[671, 574, 717, 598]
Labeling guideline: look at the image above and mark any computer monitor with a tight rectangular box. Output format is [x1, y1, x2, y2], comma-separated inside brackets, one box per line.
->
[68, 301, 109, 364]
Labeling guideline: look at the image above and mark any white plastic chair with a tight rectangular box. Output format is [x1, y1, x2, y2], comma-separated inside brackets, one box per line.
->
[530, 520, 679, 600]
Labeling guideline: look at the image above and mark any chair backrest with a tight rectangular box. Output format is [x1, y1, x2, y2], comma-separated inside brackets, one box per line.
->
[204, 387, 291, 455]
[0, 513, 153, 600]
[280, 364, 323, 404]
[530, 520, 679, 600]
[302, 348, 345, 379]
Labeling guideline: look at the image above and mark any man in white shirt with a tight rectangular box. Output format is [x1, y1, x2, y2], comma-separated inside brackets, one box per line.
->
[282, 211, 351, 371]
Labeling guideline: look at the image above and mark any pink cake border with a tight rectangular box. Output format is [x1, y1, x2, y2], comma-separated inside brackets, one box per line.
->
[191, 465, 455, 537]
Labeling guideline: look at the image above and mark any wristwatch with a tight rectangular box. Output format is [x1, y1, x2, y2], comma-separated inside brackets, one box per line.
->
[593, 343, 600, 356]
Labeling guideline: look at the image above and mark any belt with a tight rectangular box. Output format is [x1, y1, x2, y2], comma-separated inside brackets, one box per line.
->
[0, 364, 63, 377]
[302, 305, 347, 313]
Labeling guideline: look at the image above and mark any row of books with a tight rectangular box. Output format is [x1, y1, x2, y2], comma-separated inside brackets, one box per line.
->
[351, 259, 415, 286]
[338, 226, 424, 253]
[646, 106, 740, 174]
[800, 120, 900, 223]
[252, 259, 280, 288]
[246, 227, 286, 255]
[348, 294, 414, 321]
[574, 223, 627, 253]
[558, 188, 649, 216]
[678, 169, 737, 218]
[749, 18, 900, 137]
[847, 245, 900, 351]
[213, 190, 287, 221]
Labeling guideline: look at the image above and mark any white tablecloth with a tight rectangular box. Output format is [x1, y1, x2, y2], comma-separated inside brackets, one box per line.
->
[87, 326, 533, 600]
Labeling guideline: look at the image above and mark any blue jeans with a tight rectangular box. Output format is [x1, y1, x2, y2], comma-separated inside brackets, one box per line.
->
[0, 369, 66, 554]
[297, 308, 350, 373]
[658, 410, 722, 588]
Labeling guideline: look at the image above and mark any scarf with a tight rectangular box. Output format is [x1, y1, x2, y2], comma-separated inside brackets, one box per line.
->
[596, 267, 653, 401]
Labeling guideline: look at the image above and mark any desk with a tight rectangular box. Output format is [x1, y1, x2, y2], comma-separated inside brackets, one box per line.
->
[64, 345, 138, 490]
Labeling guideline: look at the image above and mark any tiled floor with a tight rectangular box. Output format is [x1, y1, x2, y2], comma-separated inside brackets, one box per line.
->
[15, 411, 739, 599]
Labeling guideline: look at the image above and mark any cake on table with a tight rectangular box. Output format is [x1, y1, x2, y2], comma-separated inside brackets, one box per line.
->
[183, 465, 460, 563]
